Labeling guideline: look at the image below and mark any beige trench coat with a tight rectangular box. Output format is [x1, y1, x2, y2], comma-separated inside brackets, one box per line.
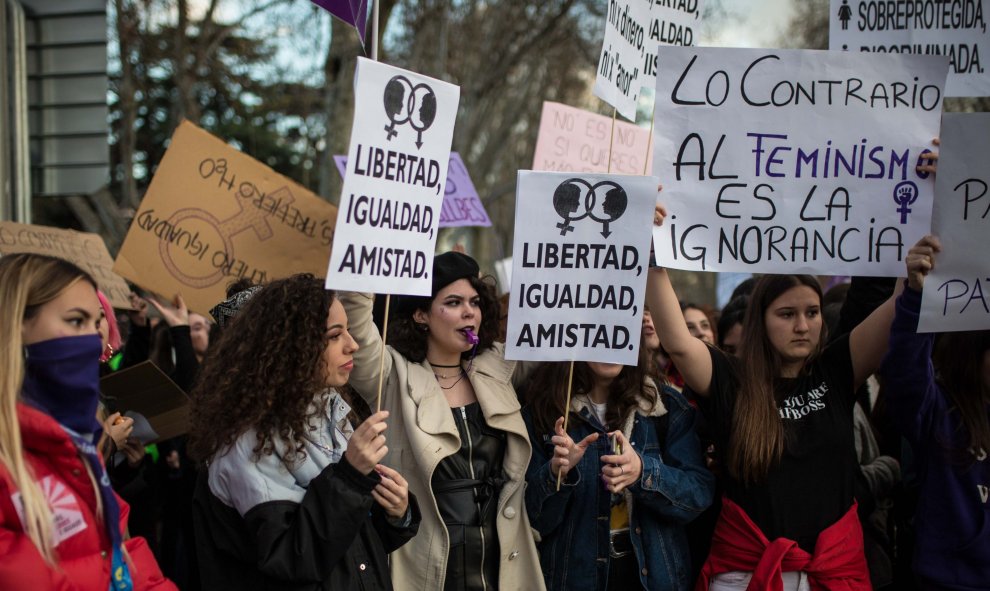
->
[340, 292, 545, 591]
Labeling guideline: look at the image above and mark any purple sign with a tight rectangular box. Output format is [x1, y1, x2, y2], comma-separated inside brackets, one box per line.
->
[334, 152, 491, 228]
[310, 0, 368, 44]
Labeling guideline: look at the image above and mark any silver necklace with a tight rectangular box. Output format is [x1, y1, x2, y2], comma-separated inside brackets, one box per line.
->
[434, 369, 467, 390]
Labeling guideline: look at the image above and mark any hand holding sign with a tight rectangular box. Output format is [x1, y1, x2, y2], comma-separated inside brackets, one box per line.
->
[148, 294, 190, 327]
[550, 416, 600, 480]
[906, 235, 942, 292]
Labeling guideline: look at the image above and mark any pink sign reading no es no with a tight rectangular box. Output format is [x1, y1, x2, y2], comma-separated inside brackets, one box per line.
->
[334, 152, 491, 228]
[532, 101, 654, 175]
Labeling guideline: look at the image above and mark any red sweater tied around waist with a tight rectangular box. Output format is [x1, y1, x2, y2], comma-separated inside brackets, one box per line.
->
[696, 497, 870, 591]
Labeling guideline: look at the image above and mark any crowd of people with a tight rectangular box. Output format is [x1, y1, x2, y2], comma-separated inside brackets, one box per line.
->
[1, 164, 988, 591]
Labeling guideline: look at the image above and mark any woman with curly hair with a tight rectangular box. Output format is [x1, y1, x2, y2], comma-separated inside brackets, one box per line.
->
[340, 251, 544, 590]
[522, 355, 714, 591]
[0, 253, 174, 590]
[189, 274, 420, 591]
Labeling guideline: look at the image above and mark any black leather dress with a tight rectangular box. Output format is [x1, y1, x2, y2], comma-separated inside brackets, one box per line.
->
[432, 402, 507, 591]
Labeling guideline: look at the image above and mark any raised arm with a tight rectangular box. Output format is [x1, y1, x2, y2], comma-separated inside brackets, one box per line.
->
[877, 235, 944, 444]
[848, 235, 940, 388]
[337, 292, 393, 407]
[847, 283, 901, 390]
[646, 266, 713, 396]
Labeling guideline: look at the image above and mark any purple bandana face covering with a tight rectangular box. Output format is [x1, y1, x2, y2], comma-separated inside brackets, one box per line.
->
[21, 334, 103, 436]
[21, 333, 134, 589]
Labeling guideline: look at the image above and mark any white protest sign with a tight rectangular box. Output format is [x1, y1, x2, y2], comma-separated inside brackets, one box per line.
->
[918, 113, 990, 332]
[505, 171, 659, 365]
[325, 58, 460, 295]
[593, 0, 703, 121]
[652, 47, 948, 276]
[494, 256, 512, 296]
[830, 0, 990, 97]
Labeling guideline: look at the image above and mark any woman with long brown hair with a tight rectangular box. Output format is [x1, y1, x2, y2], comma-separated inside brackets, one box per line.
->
[877, 236, 989, 590]
[522, 355, 714, 591]
[189, 274, 419, 590]
[0, 253, 174, 590]
[647, 208, 930, 590]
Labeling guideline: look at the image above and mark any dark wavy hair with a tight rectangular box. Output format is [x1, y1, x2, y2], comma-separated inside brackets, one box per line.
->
[717, 295, 748, 351]
[730, 274, 825, 484]
[388, 274, 500, 363]
[524, 343, 657, 435]
[934, 329, 990, 466]
[189, 274, 339, 465]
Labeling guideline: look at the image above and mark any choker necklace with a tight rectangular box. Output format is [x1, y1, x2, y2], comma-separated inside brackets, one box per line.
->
[430, 361, 461, 368]
[434, 369, 467, 390]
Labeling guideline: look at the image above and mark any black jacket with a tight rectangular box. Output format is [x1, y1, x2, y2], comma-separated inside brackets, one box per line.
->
[194, 454, 420, 591]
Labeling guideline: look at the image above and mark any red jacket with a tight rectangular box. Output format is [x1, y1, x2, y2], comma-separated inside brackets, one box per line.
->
[0, 403, 176, 591]
[696, 497, 870, 591]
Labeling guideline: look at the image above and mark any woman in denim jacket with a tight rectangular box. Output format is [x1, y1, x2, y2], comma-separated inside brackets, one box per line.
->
[522, 359, 714, 591]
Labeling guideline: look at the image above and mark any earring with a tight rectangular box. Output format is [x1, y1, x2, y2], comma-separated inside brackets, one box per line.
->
[416, 323, 429, 333]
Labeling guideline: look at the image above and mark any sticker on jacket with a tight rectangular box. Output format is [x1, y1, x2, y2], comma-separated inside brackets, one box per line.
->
[12, 475, 88, 545]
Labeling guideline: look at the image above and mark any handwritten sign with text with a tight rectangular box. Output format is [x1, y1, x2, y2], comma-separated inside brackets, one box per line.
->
[334, 152, 490, 228]
[505, 171, 658, 365]
[325, 58, 460, 295]
[594, 0, 704, 121]
[114, 121, 339, 315]
[918, 113, 990, 332]
[0, 222, 133, 309]
[652, 47, 948, 276]
[532, 101, 654, 175]
[830, 0, 989, 97]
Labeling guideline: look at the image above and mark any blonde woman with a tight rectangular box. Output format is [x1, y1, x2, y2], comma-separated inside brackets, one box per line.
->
[0, 253, 174, 590]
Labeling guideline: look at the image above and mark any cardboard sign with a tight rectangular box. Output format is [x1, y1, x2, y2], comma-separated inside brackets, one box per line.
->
[113, 121, 338, 316]
[532, 102, 655, 176]
[0, 222, 133, 310]
[100, 361, 191, 443]
[334, 152, 490, 228]
[505, 171, 659, 365]
[325, 58, 460, 295]
[652, 47, 948, 276]
[593, 0, 704, 121]
[918, 113, 990, 332]
[830, 0, 990, 97]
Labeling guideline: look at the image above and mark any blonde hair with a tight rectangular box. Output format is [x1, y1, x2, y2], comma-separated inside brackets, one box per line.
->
[0, 253, 97, 563]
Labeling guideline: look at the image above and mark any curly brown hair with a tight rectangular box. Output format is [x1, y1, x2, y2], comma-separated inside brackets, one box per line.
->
[523, 343, 657, 435]
[388, 275, 501, 363]
[189, 274, 339, 466]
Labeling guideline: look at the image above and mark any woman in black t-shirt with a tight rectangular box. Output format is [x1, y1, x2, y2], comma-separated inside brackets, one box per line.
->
[645, 208, 925, 590]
